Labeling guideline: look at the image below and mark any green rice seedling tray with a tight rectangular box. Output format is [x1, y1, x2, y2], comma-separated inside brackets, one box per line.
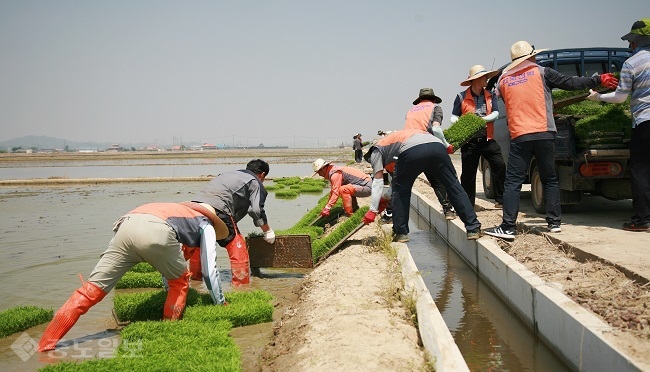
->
[443, 113, 486, 151]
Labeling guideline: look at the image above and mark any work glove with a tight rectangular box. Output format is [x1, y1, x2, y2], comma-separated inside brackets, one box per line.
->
[263, 228, 275, 244]
[446, 145, 455, 154]
[319, 206, 331, 218]
[599, 73, 618, 90]
[586, 89, 600, 102]
[363, 210, 377, 225]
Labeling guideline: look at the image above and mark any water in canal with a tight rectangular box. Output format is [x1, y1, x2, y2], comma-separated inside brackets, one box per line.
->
[408, 207, 570, 371]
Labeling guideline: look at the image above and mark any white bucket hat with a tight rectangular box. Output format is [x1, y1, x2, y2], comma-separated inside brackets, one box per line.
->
[502, 41, 548, 73]
[460, 65, 499, 86]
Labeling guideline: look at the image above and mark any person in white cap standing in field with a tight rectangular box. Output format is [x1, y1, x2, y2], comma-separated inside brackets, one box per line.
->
[484, 41, 619, 241]
[450, 64, 505, 209]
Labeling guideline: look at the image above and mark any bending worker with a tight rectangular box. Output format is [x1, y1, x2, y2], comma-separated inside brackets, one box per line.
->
[363, 128, 481, 243]
[38, 201, 229, 352]
[312, 158, 372, 217]
[451, 64, 506, 208]
[196, 159, 275, 287]
[404, 88, 457, 220]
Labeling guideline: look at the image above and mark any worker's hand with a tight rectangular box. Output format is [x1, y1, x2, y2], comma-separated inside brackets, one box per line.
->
[446, 145, 455, 154]
[363, 210, 377, 225]
[319, 207, 331, 218]
[586, 89, 600, 101]
[599, 73, 618, 90]
[263, 228, 275, 244]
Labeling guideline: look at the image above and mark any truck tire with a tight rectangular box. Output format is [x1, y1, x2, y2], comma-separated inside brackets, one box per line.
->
[530, 164, 545, 214]
[481, 158, 495, 199]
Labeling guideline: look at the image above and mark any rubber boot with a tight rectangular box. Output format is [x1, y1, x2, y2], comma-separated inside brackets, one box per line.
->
[188, 248, 202, 281]
[225, 234, 250, 287]
[37, 281, 107, 352]
[163, 271, 190, 320]
[340, 185, 356, 216]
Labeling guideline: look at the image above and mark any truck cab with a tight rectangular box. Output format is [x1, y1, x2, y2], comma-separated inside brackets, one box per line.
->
[482, 47, 633, 212]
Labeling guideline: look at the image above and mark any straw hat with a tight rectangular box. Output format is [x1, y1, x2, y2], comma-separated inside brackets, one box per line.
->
[502, 41, 548, 73]
[311, 158, 332, 177]
[412, 88, 442, 105]
[621, 18, 650, 47]
[460, 65, 499, 86]
[181, 202, 228, 239]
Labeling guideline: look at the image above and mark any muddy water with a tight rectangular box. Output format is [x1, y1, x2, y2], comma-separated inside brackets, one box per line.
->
[0, 181, 322, 371]
[408, 210, 571, 371]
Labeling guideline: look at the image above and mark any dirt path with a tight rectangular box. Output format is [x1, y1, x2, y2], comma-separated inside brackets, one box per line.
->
[260, 225, 429, 371]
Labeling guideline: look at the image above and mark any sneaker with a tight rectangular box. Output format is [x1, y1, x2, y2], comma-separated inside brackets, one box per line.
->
[484, 226, 515, 241]
[466, 228, 481, 240]
[444, 209, 456, 220]
[547, 224, 561, 233]
[380, 213, 393, 224]
[622, 222, 650, 232]
[392, 234, 410, 243]
[494, 202, 503, 209]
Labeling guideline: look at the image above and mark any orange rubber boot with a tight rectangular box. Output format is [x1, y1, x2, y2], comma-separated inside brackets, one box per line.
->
[163, 271, 190, 320]
[37, 281, 107, 352]
[340, 185, 356, 216]
[225, 234, 250, 287]
[188, 248, 202, 281]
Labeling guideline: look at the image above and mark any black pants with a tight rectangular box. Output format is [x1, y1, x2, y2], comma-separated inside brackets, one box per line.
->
[502, 139, 560, 230]
[354, 150, 363, 163]
[391, 143, 480, 235]
[460, 137, 505, 205]
[630, 120, 650, 225]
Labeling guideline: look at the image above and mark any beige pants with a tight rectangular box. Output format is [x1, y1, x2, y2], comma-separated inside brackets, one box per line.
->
[88, 214, 187, 292]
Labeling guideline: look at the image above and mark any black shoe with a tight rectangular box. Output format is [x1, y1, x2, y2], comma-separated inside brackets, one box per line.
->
[622, 222, 650, 232]
[444, 209, 456, 220]
[392, 234, 409, 243]
[484, 226, 515, 241]
[466, 228, 481, 240]
[547, 224, 561, 233]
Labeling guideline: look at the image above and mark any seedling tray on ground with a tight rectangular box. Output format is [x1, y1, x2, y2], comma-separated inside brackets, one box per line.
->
[247, 235, 313, 268]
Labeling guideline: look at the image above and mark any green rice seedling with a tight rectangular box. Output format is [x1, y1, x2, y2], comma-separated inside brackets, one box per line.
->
[128, 262, 156, 273]
[276, 226, 323, 241]
[274, 189, 299, 199]
[115, 271, 163, 289]
[444, 113, 485, 149]
[41, 320, 240, 371]
[274, 176, 301, 186]
[0, 305, 53, 337]
[299, 184, 325, 193]
[289, 184, 301, 189]
[312, 206, 368, 261]
[264, 183, 285, 191]
[113, 288, 206, 322]
[184, 290, 274, 327]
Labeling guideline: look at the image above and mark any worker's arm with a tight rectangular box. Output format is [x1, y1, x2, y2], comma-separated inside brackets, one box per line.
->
[200, 222, 226, 305]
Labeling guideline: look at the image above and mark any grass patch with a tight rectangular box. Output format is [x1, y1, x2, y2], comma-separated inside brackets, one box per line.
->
[0, 306, 53, 337]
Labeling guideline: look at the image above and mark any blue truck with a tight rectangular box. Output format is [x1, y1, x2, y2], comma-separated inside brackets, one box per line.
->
[482, 47, 633, 213]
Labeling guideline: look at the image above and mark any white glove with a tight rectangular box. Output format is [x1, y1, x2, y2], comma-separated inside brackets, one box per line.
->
[450, 115, 459, 124]
[586, 89, 600, 102]
[263, 228, 275, 244]
[430, 125, 451, 148]
[482, 111, 499, 122]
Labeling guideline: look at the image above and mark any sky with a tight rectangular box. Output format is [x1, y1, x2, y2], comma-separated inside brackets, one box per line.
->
[0, 1, 646, 148]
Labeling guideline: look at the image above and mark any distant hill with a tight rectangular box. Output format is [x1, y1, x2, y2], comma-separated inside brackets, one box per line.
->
[0, 135, 187, 151]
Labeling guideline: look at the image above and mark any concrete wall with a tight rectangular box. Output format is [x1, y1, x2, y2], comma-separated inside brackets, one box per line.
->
[409, 189, 644, 372]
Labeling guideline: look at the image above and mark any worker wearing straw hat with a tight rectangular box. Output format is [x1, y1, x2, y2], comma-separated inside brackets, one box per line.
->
[312, 158, 372, 217]
[484, 41, 619, 242]
[451, 64, 505, 209]
[38, 201, 229, 352]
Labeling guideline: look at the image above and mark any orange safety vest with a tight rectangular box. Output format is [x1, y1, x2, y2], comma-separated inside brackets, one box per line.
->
[461, 88, 495, 140]
[325, 165, 371, 207]
[498, 64, 554, 139]
[404, 101, 437, 132]
[373, 129, 422, 173]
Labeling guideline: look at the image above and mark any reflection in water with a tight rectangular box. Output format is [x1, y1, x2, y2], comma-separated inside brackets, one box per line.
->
[0, 180, 322, 370]
[408, 209, 570, 371]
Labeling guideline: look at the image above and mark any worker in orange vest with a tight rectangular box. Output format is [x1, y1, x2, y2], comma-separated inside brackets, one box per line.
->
[312, 158, 372, 217]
